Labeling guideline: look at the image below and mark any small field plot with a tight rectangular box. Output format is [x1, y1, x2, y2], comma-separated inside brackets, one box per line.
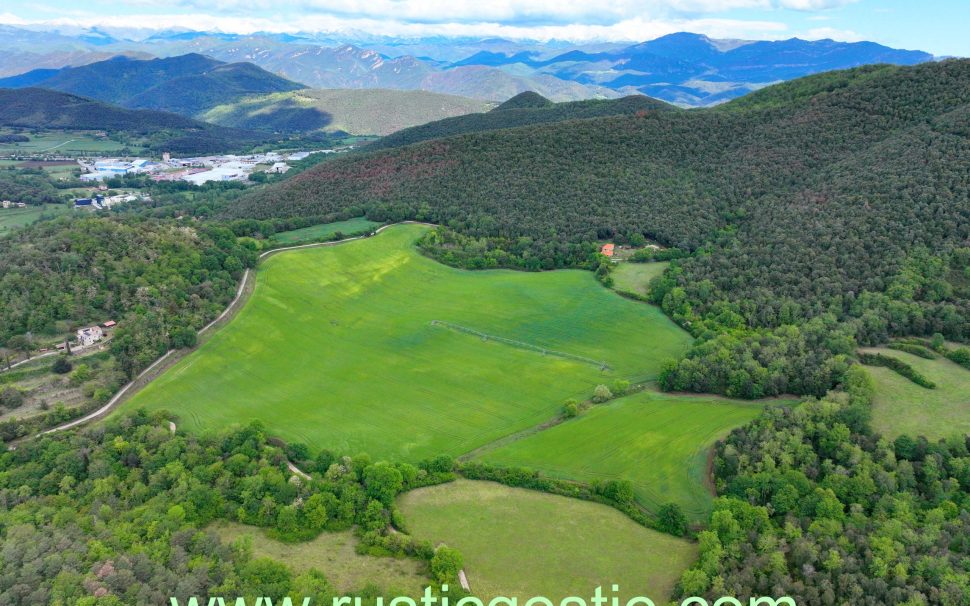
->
[269, 217, 381, 246]
[864, 347, 970, 439]
[479, 390, 773, 519]
[398, 480, 695, 602]
[611, 262, 668, 298]
[0, 131, 129, 155]
[123, 224, 691, 461]
[211, 521, 427, 595]
[0, 204, 69, 235]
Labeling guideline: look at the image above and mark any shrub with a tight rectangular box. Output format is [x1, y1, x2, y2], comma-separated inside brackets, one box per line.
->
[431, 546, 464, 584]
[858, 352, 935, 389]
[592, 384, 613, 403]
[52, 356, 73, 374]
[563, 399, 579, 418]
[657, 503, 689, 536]
[0, 387, 24, 409]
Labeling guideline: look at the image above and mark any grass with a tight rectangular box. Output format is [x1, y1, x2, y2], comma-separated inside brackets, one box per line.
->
[0, 203, 70, 234]
[398, 480, 696, 602]
[269, 217, 381, 246]
[121, 224, 691, 461]
[479, 389, 776, 519]
[611, 262, 668, 298]
[210, 521, 428, 595]
[0, 131, 129, 155]
[864, 347, 970, 439]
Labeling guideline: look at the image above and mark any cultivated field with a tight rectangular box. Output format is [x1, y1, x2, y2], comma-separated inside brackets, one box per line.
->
[611, 262, 668, 298]
[865, 347, 970, 439]
[398, 480, 696, 601]
[121, 224, 691, 461]
[479, 389, 773, 519]
[211, 521, 428, 595]
[269, 217, 381, 246]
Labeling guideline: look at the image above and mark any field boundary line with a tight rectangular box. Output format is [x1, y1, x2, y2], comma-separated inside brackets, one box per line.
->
[430, 320, 612, 371]
[37, 221, 435, 437]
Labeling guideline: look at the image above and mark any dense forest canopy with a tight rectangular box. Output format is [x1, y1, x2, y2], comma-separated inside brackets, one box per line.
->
[0, 216, 256, 376]
[226, 60, 970, 397]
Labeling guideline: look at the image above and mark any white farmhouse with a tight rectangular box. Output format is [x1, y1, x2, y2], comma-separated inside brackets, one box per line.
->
[76, 326, 104, 347]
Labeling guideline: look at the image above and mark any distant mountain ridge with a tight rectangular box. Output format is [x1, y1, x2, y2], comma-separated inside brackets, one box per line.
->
[0, 27, 940, 106]
[0, 54, 305, 116]
[448, 33, 935, 106]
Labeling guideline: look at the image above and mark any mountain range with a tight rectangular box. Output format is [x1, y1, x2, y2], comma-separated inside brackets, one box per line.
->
[0, 26, 938, 105]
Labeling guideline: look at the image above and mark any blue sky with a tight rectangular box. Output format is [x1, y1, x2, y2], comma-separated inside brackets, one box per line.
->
[0, 0, 966, 56]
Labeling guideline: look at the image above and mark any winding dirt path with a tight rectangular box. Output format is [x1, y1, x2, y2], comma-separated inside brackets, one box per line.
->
[39, 221, 434, 437]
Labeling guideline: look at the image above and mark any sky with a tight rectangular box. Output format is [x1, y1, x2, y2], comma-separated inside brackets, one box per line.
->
[0, 0, 966, 56]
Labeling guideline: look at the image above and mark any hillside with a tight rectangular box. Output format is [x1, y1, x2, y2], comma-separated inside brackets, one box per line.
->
[369, 92, 673, 150]
[0, 88, 270, 154]
[227, 60, 970, 397]
[0, 54, 305, 117]
[201, 88, 494, 136]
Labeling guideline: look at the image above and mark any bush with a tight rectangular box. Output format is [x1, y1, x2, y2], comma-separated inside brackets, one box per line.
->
[0, 386, 24, 410]
[51, 356, 73, 374]
[946, 347, 970, 370]
[563, 399, 579, 418]
[858, 352, 935, 389]
[430, 546, 464, 584]
[657, 503, 689, 536]
[592, 384, 613, 403]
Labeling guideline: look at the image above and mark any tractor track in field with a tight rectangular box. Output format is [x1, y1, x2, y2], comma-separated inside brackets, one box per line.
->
[35, 221, 435, 439]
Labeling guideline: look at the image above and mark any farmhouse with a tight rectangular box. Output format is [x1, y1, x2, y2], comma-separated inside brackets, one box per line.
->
[74, 196, 105, 210]
[76, 326, 104, 347]
[601, 243, 615, 257]
[269, 162, 291, 174]
[1, 200, 11, 209]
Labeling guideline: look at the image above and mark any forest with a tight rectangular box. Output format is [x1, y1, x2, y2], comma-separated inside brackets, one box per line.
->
[226, 59, 970, 399]
[677, 366, 970, 605]
[0, 215, 256, 378]
[0, 409, 455, 605]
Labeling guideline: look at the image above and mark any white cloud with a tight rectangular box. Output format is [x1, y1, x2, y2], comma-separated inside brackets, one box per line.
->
[801, 26, 862, 41]
[0, 12, 28, 25]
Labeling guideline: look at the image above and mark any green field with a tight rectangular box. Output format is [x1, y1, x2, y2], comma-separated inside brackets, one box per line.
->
[122, 224, 691, 461]
[211, 521, 428, 595]
[0, 203, 70, 234]
[0, 131, 129, 155]
[864, 347, 970, 439]
[398, 480, 695, 601]
[611, 262, 668, 298]
[480, 389, 773, 518]
[269, 217, 381, 246]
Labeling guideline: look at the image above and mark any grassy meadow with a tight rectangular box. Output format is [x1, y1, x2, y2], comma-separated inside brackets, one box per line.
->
[611, 262, 668, 298]
[210, 521, 428, 595]
[479, 389, 774, 519]
[269, 217, 381, 246]
[864, 347, 970, 439]
[398, 480, 696, 602]
[0, 130, 130, 155]
[0, 203, 69, 234]
[122, 224, 691, 461]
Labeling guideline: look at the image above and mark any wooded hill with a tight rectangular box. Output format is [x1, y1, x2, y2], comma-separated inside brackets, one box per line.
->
[367, 91, 673, 150]
[0, 54, 305, 117]
[227, 60, 970, 398]
[0, 88, 288, 154]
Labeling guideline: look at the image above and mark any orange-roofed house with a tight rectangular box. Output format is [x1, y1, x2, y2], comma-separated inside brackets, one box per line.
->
[601, 243, 615, 257]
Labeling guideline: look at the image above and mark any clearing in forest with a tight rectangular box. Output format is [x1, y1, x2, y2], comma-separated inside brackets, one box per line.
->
[121, 224, 691, 461]
[478, 389, 780, 519]
[864, 347, 970, 439]
[398, 480, 696, 602]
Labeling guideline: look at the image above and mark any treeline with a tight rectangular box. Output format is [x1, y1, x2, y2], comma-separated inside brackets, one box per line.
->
[675, 366, 970, 605]
[0, 410, 453, 605]
[0, 215, 256, 378]
[224, 60, 970, 397]
[368, 93, 673, 151]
